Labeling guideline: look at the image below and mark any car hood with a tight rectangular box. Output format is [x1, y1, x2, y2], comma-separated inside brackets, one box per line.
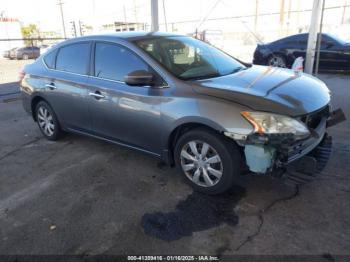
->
[191, 65, 330, 116]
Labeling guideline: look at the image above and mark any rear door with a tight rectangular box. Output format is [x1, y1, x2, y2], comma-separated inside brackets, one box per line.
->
[42, 42, 92, 131]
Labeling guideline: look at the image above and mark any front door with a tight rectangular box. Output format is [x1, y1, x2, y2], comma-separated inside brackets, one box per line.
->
[87, 42, 164, 154]
[318, 36, 349, 70]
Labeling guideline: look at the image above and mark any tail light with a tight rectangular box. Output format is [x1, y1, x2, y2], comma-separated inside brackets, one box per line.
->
[19, 69, 25, 82]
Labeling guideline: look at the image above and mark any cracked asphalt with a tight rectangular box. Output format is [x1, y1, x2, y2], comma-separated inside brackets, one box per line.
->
[0, 59, 349, 256]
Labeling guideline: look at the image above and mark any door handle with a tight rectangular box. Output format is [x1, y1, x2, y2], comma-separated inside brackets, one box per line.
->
[45, 83, 56, 90]
[89, 91, 105, 99]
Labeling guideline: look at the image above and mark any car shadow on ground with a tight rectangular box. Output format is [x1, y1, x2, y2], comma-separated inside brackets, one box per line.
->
[0, 81, 20, 103]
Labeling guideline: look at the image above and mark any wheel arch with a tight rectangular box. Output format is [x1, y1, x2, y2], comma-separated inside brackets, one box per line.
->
[267, 52, 295, 67]
[163, 117, 237, 166]
[31, 95, 49, 121]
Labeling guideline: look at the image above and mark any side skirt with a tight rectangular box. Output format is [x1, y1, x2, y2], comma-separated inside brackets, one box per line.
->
[66, 127, 162, 159]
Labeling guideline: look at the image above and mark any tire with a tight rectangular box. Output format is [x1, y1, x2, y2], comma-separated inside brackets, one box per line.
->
[267, 54, 286, 68]
[22, 54, 29, 60]
[174, 128, 242, 195]
[35, 101, 62, 141]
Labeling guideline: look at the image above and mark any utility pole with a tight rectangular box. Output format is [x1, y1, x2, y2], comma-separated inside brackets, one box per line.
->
[58, 0, 66, 38]
[92, 0, 99, 33]
[162, 0, 168, 31]
[151, 0, 159, 31]
[341, 0, 347, 24]
[297, 0, 301, 32]
[315, 0, 325, 76]
[70, 21, 77, 37]
[123, 5, 128, 31]
[286, 0, 292, 34]
[254, 0, 259, 32]
[279, 0, 285, 26]
[305, 0, 325, 74]
[78, 21, 84, 36]
[279, 0, 285, 36]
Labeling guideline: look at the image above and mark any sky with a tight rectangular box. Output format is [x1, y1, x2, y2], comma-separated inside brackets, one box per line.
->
[0, 0, 348, 33]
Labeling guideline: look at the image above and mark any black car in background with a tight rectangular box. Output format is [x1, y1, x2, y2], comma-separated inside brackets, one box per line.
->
[253, 33, 350, 71]
[9, 46, 40, 60]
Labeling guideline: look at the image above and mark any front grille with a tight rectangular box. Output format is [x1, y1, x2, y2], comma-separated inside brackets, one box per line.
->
[300, 105, 330, 129]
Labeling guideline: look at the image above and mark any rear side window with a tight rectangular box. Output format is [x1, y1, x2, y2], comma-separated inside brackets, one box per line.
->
[94, 42, 149, 81]
[43, 50, 57, 69]
[56, 43, 90, 74]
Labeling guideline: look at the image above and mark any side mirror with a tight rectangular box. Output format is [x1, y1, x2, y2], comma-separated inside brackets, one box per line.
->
[124, 70, 154, 86]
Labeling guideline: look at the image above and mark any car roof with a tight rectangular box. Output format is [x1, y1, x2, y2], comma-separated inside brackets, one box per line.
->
[98, 31, 183, 39]
[271, 32, 339, 44]
[60, 31, 185, 45]
[274, 33, 307, 42]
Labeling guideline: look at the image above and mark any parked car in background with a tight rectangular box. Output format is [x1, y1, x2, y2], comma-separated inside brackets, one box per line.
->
[40, 44, 54, 55]
[10, 46, 40, 60]
[3, 47, 17, 58]
[253, 33, 350, 71]
[20, 32, 343, 194]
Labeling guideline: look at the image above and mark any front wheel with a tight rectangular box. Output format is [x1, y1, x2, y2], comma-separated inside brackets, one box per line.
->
[174, 128, 242, 195]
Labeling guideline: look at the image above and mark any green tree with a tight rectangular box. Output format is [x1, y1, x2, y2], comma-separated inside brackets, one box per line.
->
[21, 24, 39, 46]
[21, 24, 39, 37]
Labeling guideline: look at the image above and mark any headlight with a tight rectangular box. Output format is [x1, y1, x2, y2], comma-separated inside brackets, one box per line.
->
[241, 111, 310, 139]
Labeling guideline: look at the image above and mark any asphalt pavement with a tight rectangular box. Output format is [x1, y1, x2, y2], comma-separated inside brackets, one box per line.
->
[0, 59, 349, 257]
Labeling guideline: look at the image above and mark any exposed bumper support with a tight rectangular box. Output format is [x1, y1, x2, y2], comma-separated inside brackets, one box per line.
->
[283, 134, 332, 186]
[327, 108, 346, 128]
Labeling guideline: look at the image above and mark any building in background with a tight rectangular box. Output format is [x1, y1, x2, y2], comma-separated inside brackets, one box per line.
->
[102, 21, 147, 32]
[0, 16, 24, 54]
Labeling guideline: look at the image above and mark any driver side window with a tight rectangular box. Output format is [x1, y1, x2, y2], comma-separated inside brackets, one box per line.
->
[94, 42, 149, 82]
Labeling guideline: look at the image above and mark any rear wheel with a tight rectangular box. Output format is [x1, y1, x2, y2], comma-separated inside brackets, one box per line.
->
[268, 54, 286, 68]
[174, 128, 242, 195]
[35, 101, 62, 141]
[22, 54, 29, 60]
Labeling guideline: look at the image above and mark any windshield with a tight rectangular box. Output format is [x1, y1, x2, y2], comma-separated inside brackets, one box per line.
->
[326, 34, 349, 45]
[135, 36, 245, 80]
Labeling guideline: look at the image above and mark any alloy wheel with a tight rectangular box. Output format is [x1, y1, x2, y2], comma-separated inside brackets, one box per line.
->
[268, 56, 286, 67]
[180, 140, 223, 187]
[37, 106, 55, 137]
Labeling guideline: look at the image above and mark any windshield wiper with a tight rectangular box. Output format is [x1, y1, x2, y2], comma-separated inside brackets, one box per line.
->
[181, 67, 247, 81]
[229, 66, 247, 74]
[181, 73, 221, 81]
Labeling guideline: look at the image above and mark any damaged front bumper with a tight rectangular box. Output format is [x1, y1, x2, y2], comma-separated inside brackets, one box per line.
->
[284, 134, 332, 185]
[237, 107, 346, 184]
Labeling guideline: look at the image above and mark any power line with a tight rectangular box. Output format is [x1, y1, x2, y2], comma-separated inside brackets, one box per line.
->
[95, 2, 149, 21]
[159, 4, 350, 25]
[196, 0, 222, 29]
